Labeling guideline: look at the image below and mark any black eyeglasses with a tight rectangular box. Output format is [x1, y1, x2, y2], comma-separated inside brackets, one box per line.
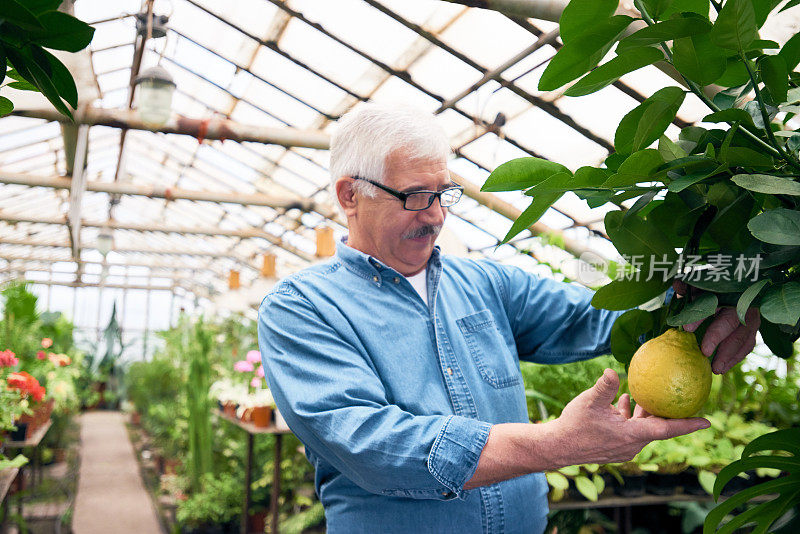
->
[352, 176, 464, 211]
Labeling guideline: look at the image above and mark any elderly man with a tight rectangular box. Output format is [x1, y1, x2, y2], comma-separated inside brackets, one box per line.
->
[257, 103, 759, 533]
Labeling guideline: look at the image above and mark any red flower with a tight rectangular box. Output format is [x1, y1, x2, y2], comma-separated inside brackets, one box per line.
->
[6, 371, 46, 401]
[37, 350, 47, 360]
[0, 350, 18, 367]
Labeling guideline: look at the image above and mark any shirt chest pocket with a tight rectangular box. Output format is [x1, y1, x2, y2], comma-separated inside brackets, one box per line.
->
[456, 309, 521, 389]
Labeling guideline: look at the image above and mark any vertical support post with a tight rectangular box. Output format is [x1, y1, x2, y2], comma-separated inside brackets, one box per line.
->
[271, 434, 283, 534]
[242, 433, 254, 534]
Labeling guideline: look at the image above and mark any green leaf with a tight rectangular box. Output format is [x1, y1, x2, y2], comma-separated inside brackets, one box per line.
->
[721, 146, 774, 168]
[0, 96, 13, 117]
[17, 46, 72, 119]
[640, 0, 671, 18]
[731, 173, 800, 195]
[780, 0, 800, 12]
[698, 470, 716, 495]
[759, 281, 800, 325]
[743, 427, 800, 457]
[558, 0, 618, 43]
[28, 11, 95, 53]
[707, 184, 755, 250]
[565, 47, 664, 97]
[751, 0, 784, 27]
[710, 0, 757, 51]
[702, 108, 756, 129]
[39, 48, 78, 109]
[539, 15, 633, 91]
[615, 87, 685, 155]
[736, 279, 769, 324]
[482, 157, 570, 192]
[667, 168, 719, 192]
[545, 471, 569, 490]
[6, 80, 38, 91]
[662, 0, 710, 18]
[574, 475, 599, 501]
[603, 149, 665, 188]
[658, 135, 687, 161]
[0, 0, 45, 30]
[760, 55, 789, 104]
[611, 309, 654, 365]
[707, 475, 800, 523]
[617, 17, 712, 53]
[559, 465, 581, 476]
[778, 32, 800, 72]
[25, 0, 62, 14]
[501, 189, 563, 243]
[673, 30, 727, 85]
[605, 209, 677, 260]
[667, 292, 718, 326]
[592, 272, 671, 310]
[714, 57, 752, 86]
[748, 208, 800, 245]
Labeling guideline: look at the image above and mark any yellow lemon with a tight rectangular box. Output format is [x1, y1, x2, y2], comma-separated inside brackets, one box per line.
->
[628, 328, 711, 419]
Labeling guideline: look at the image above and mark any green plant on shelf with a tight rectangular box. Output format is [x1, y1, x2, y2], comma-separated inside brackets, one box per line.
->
[546, 463, 606, 502]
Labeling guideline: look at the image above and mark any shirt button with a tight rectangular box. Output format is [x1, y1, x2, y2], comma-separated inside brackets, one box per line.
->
[446, 367, 453, 376]
[373, 275, 379, 282]
[393, 277, 400, 284]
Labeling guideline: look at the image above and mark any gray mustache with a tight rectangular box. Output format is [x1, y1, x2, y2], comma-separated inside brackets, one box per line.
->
[403, 225, 442, 239]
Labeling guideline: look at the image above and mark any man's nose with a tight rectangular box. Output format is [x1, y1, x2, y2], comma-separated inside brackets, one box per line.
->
[418, 198, 446, 224]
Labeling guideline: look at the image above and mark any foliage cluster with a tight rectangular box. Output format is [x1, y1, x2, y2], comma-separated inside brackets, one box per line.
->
[0, 0, 94, 118]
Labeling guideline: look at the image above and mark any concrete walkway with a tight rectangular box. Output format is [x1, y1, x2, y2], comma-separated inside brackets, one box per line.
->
[73, 411, 162, 534]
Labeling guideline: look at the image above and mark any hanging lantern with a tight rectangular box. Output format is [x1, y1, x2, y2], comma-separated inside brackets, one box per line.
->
[316, 227, 335, 257]
[134, 66, 176, 127]
[96, 227, 114, 257]
[228, 270, 240, 290]
[261, 253, 276, 278]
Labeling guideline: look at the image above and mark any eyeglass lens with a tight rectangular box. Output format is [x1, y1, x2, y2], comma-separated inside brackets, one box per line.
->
[404, 189, 462, 210]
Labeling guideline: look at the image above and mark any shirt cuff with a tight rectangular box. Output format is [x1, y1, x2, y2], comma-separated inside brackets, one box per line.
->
[426, 415, 492, 500]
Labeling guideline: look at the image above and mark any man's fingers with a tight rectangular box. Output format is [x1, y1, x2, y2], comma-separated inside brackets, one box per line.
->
[617, 393, 631, 419]
[587, 369, 620, 406]
[638, 417, 710, 441]
[700, 308, 741, 357]
[632, 403, 648, 418]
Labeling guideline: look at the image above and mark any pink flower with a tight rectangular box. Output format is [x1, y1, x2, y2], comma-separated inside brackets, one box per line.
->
[233, 360, 254, 373]
[41, 338, 53, 349]
[246, 350, 261, 363]
[250, 377, 262, 388]
[256, 365, 265, 378]
[0, 350, 18, 367]
[37, 350, 47, 360]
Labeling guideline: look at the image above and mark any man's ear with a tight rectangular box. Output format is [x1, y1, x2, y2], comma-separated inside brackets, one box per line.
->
[335, 177, 358, 216]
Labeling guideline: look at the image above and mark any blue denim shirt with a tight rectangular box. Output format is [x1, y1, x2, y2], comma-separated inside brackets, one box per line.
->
[258, 241, 623, 534]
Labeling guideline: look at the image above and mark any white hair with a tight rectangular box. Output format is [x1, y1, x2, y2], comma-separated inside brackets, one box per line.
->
[329, 103, 451, 204]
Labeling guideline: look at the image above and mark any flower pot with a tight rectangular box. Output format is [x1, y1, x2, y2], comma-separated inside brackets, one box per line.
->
[248, 511, 267, 533]
[647, 472, 680, 496]
[10, 422, 28, 442]
[614, 473, 646, 497]
[680, 470, 707, 496]
[251, 406, 272, 428]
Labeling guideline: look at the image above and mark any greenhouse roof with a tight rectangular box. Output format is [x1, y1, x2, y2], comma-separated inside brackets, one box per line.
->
[2, 0, 799, 313]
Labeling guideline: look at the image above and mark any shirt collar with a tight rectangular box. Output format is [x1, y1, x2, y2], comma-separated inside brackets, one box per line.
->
[335, 237, 441, 280]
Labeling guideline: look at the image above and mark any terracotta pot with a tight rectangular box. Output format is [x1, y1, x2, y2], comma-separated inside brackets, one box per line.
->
[251, 406, 272, 428]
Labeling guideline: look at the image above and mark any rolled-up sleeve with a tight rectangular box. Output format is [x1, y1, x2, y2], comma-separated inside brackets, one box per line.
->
[257, 286, 492, 500]
[481, 262, 625, 364]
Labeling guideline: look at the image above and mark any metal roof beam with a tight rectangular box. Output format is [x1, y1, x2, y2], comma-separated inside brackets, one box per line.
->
[0, 210, 316, 262]
[11, 107, 330, 149]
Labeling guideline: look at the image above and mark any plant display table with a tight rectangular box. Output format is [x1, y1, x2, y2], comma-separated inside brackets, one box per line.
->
[0, 467, 20, 534]
[550, 491, 774, 533]
[5, 419, 52, 530]
[216, 410, 292, 534]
